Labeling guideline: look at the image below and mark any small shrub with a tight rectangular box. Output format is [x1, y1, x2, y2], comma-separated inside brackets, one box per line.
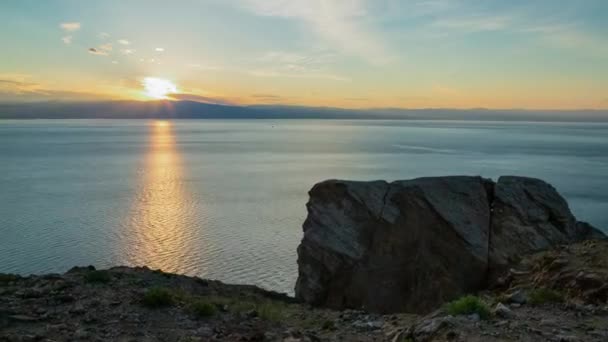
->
[189, 299, 217, 318]
[142, 287, 174, 308]
[83, 270, 111, 284]
[528, 288, 563, 305]
[445, 295, 491, 320]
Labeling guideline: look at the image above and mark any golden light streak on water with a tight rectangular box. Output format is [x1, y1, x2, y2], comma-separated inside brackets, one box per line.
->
[123, 120, 202, 274]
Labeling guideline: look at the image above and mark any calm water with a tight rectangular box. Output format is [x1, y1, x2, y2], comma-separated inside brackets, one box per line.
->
[1, 119, 607, 294]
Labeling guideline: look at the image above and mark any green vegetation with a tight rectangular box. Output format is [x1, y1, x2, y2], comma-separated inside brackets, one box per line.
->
[83, 270, 112, 284]
[185, 295, 288, 322]
[142, 287, 174, 308]
[445, 295, 491, 320]
[256, 301, 285, 322]
[528, 288, 564, 305]
[189, 299, 217, 318]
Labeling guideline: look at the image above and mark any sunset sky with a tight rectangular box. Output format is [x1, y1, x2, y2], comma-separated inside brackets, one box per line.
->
[1, 0, 607, 109]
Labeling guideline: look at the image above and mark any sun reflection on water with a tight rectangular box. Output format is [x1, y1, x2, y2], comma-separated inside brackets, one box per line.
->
[123, 120, 201, 274]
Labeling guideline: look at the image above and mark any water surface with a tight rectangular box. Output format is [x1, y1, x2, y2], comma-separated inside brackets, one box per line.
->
[1, 119, 607, 294]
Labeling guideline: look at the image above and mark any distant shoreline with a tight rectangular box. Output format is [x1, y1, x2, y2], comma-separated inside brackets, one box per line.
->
[1, 100, 607, 122]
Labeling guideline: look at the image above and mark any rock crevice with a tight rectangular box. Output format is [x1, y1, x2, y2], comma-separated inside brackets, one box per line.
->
[295, 175, 605, 313]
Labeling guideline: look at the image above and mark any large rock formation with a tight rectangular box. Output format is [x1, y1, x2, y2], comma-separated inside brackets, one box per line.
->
[489, 176, 603, 268]
[295, 176, 605, 313]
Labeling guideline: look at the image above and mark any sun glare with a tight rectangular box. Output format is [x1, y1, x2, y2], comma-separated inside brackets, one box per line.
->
[142, 77, 177, 99]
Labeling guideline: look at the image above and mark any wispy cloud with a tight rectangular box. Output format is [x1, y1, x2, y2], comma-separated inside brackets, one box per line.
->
[248, 49, 348, 81]
[0, 74, 106, 101]
[259, 50, 335, 66]
[121, 48, 136, 55]
[88, 43, 113, 56]
[61, 36, 73, 45]
[117, 39, 130, 45]
[88, 48, 108, 56]
[187, 63, 222, 71]
[60, 22, 81, 32]
[238, 0, 392, 65]
[0, 74, 40, 93]
[252, 93, 283, 99]
[168, 93, 234, 105]
[431, 15, 511, 32]
[248, 69, 349, 81]
[98, 32, 110, 40]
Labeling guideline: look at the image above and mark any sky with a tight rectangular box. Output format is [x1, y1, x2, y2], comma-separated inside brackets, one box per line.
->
[0, 0, 607, 109]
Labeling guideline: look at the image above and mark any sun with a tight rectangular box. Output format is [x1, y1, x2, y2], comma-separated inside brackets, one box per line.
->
[142, 77, 177, 99]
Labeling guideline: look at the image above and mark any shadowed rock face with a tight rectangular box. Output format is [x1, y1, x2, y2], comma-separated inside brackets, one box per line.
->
[295, 175, 605, 314]
[491, 176, 581, 267]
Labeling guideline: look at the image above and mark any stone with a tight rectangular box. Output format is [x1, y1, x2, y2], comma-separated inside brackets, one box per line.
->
[410, 316, 455, 341]
[352, 319, 383, 330]
[493, 303, 514, 318]
[296, 176, 493, 313]
[489, 176, 601, 269]
[507, 290, 528, 304]
[295, 175, 605, 313]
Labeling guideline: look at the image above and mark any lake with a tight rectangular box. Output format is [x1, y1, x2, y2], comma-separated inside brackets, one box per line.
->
[1, 119, 607, 294]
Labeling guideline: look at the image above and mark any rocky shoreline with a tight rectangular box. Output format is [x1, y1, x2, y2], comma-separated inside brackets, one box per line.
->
[2, 239, 608, 341]
[2, 175, 608, 341]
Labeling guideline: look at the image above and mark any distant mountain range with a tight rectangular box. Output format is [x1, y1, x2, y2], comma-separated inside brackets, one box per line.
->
[1, 100, 607, 121]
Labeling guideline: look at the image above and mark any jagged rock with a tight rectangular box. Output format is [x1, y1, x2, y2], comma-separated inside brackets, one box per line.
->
[295, 175, 605, 313]
[296, 176, 492, 313]
[489, 176, 603, 268]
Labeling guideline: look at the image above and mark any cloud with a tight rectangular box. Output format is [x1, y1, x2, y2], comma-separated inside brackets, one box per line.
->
[117, 39, 130, 45]
[121, 48, 136, 55]
[0, 76, 39, 93]
[168, 93, 234, 105]
[155, 47, 164, 52]
[238, 0, 392, 65]
[0, 74, 107, 101]
[62, 36, 73, 44]
[259, 50, 335, 67]
[251, 93, 283, 99]
[187, 63, 222, 71]
[249, 49, 346, 80]
[248, 69, 349, 81]
[99, 32, 110, 39]
[99, 43, 112, 51]
[88, 43, 113, 56]
[88, 48, 109, 56]
[431, 15, 511, 32]
[60, 22, 81, 32]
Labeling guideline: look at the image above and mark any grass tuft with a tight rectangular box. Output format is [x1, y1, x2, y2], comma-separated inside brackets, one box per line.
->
[528, 288, 564, 305]
[256, 301, 285, 322]
[189, 299, 217, 318]
[142, 287, 174, 308]
[83, 270, 112, 284]
[445, 295, 491, 320]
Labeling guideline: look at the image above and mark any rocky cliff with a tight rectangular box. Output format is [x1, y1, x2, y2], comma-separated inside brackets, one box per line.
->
[295, 176, 604, 313]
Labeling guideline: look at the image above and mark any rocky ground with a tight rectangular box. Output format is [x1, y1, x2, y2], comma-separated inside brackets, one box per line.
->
[2, 239, 608, 341]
